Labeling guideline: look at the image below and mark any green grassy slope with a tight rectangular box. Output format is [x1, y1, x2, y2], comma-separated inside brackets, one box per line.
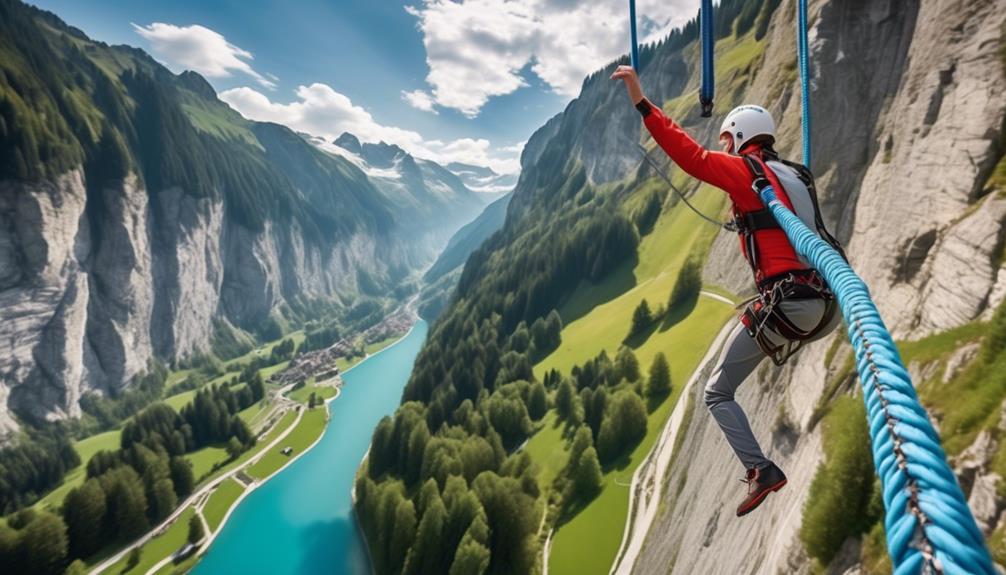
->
[203, 479, 245, 532]
[246, 408, 327, 480]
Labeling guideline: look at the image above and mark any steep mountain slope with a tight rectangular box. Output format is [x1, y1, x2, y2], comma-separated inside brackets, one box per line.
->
[330, 132, 487, 248]
[417, 191, 514, 319]
[0, 0, 481, 433]
[424, 191, 513, 286]
[355, 0, 1006, 574]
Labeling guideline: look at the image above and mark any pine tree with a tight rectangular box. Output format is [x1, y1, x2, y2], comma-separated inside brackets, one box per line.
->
[105, 468, 149, 541]
[63, 478, 106, 559]
[597, 392, 648, 464]
[647, 353, 672, 400]
[668, 256, 702, 310]
[126, 548, 141, 570]
[403, 496, 447, 575]
[629, 299, 653, 338]
[573, 446, 603, 500]
[615, 346, 641, 382]
[150, 478, 177, 522]
[170, 457, 195, 498]
[20, 511, 68, 575]
[188, 513, 204, 544]
[567, 426, 594, 473]
[449, 511, 490, 575]
[388, 499, 417, 575]
[555, 378, 576, 422]
[226, 437, 243, 460]
[527, 381, 548, 420]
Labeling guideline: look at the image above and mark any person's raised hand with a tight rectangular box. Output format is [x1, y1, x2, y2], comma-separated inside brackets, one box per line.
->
[611, 65, 644, 105]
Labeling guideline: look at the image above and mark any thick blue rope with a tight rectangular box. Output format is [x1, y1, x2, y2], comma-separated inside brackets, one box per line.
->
[797, 0, 811, 167]
[699, 0, 714, 117]
[629, 0, 639, 70]
[758, 186, 995, 574]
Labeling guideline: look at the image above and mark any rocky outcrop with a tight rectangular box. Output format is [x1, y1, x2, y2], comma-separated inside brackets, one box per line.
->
[632, 0, 1006, 572]
[0, 170, 89, 432]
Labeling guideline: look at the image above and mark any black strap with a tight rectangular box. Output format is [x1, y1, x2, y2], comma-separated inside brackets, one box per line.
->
[777, 159, 849, 263]
[740, 209, 780, 232]
[743, 155, 772, 194]
[635, 99, 653, 118]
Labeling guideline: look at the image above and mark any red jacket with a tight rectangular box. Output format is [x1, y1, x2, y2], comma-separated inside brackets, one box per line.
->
[640, 100, 807, 284]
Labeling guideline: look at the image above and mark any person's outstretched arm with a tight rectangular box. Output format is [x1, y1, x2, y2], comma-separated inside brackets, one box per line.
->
[611, 65, 737, 191]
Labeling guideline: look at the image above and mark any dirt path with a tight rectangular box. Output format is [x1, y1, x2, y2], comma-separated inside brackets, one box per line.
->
[609, 321, 735, 575]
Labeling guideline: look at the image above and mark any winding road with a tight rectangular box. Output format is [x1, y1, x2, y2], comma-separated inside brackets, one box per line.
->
[90, 388, 306, 575]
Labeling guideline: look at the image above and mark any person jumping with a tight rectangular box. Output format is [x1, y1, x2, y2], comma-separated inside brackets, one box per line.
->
[612, 65, 843, 516]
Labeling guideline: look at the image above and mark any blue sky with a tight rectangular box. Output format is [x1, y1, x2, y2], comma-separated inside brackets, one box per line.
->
[28, 0, 696, 174]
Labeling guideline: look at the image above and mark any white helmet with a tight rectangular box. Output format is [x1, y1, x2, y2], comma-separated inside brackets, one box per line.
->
[720, 105, 775, 154]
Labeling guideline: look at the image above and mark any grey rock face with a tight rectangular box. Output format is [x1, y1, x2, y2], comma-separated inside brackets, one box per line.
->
[0, 170, 89, 433]
[0, 165, 452, 433]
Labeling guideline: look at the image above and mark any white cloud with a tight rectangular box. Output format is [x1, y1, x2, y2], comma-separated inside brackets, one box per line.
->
[220, 84, 521, 175]
[133, 22, 277, 89]
[401, 89, 438, 114]
[405, 0, 697, 116]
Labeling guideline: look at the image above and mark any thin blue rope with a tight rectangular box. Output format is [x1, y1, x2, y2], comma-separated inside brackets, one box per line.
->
[699, 0, 714, 117]
[629, 0, 639, 70]
[797, 0, 811, 167]
[757, 185, 995, 574]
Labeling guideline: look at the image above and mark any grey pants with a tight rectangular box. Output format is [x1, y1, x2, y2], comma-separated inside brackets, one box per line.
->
[704, 298, 841, 470]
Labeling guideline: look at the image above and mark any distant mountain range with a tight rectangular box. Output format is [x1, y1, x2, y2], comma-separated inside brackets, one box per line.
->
[0, 0, 488, 432]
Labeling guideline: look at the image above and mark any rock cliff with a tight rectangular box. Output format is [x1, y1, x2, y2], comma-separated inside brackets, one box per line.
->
[631, 0, 1006, 572]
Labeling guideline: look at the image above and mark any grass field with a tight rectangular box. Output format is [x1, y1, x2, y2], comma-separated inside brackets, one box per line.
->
[529, 167, 736, 573]
[107, 506, 195, 575]
[33, 429, 121, 513]
[186, 446, 231, 482]
[246, 408, 327, 480]
[195, 409, 299, 487]
[202, 478, 245, 532]
[536, 184, 728, 377]
[543, 297, 732, 575]
[237, 399, 272, 429]
[522, 412, 570, 491]
[335, 355, 363, 372]
[287, 383, 339, 405]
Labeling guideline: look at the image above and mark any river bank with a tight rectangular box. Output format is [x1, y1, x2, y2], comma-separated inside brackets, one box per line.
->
[189, 319, 428, 575]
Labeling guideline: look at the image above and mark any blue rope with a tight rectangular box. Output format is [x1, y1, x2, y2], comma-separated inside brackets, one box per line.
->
[797, 0, 811, 166]
[757, 185, 995, 575]
[699, 0, 714, 117]
[629, 0, 639, 70]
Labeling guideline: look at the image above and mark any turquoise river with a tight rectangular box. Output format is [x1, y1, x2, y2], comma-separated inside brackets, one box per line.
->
[193, 319, 428, 575]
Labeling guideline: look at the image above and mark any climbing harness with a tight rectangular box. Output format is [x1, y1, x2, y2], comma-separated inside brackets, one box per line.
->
[739, 270, 836, 366]
[699, 0, 714, 117]
[732, 154, 842, 365]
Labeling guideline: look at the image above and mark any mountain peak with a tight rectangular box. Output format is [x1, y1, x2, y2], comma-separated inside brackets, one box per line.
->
[177, 70, 218, 100]
[446, 162, 498, 178]
[333, 132, 362, 155]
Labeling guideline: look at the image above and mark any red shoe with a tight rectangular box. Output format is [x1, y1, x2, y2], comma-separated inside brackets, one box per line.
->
[736, 463, 787, 517]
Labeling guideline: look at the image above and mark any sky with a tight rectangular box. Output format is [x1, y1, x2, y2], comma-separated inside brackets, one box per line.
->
[28, 0, 699, 176]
